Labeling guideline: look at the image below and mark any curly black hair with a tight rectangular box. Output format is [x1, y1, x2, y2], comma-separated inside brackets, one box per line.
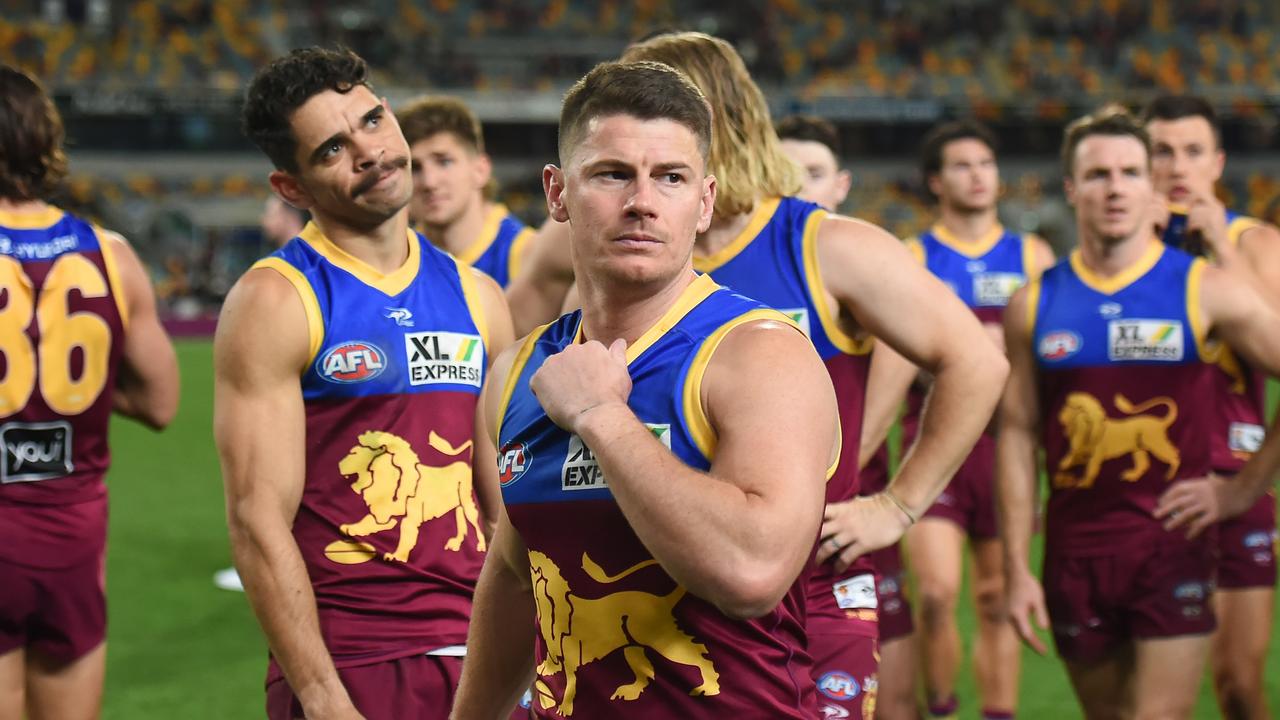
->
[241, 46, 371, 172]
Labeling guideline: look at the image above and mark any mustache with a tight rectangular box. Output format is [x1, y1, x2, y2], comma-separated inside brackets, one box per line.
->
[351, 156, 409, 198]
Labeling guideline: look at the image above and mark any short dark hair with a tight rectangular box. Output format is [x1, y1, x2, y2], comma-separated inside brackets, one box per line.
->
[398, 96, 485, 152]
[558, 60, 711, 165]
[919, 120, 998, 185]
[241, 46, 371, 172]
[1061, 104, 1151, 177]
[1140, 94, 1222, 148]
[776, 115, 841, 157]
[0, 65, 68, 201]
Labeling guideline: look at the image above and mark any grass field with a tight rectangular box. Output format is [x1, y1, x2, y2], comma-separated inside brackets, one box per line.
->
[101, 339, 1280, 717]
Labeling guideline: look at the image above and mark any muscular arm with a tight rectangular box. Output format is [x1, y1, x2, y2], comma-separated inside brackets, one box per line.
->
[214, 269, 360, 719]
[471, 269, 516, 538]
[820, 216, 1009, 516]
[452, 344, 536, 720]
[1234, 224, 1280, 307]
[546, 321, 836, 619]
[994, 286, 1050, 653]
[506, 218, 575, 336]
[103, 232, 178, 429]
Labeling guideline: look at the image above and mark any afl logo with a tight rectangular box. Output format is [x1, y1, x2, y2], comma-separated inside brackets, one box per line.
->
[817, 671, 860, 701]
[498, 442, 531, 486]
[318, 341, 387, 383]
[1038, 330, 1081, 361]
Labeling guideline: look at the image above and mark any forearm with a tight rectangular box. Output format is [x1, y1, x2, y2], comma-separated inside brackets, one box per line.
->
[452, 552, 536, 719]
[995, 426, 1039, 575]
[577, 404, 812, 618]
[1225, 411, 1280, 516]
[859, 342, 915, 467]
[887, 349, 1008, 514]
[228, 509, 350, 712]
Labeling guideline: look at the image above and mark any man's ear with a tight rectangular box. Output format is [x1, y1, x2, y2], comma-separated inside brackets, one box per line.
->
[834, 169, 852, 208]
[543, 164, 570, 223]
[697, 175, 717, 233]
[270, 170, 315, 211]
[1063, 177, 1077, 208]
[475, 152, 494, 189]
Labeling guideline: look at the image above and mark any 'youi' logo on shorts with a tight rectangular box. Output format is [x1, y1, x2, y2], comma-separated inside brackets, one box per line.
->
[1, 421, 73, 484]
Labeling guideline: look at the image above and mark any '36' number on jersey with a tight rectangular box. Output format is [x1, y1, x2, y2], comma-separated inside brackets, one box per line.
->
[0, 254, 112, 418]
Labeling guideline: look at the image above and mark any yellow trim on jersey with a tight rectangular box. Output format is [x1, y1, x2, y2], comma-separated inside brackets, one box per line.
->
[623, 274, 719, 363]
[904, 237, 925, 265]
[298, 222, 421, 296]
[929, 222, 1005, 258]
[455, 259, 491, 352]
[1186, 257, 1212, 362]
[94, 228, 130, 330]
[457, 203, 507, 265]
[0, 206, 64, 229]
[802, 211, 872, 355]
[494, 323, 552, 440]
[1226, 215, 1262, 249]
[507, 227, 536, 281]
[681, 307, 803, 460]
[692, 197, 781, 272]
[1068, 240, 1164, 296]
[1024, 277, 1042, 337]
[252, 257, 324, 364]
[1022, 233, 1047, 281]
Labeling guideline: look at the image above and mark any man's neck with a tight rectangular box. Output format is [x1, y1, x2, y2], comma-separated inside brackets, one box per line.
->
[0, 198, 49, 214]
[577, 269, 697, 350]
[1077, 229, 1157, 277]
[693, 207, 757, 259]
[423, 197, 491, 257]
[936, 204, 998, 243]
[314, 210, 411, 274]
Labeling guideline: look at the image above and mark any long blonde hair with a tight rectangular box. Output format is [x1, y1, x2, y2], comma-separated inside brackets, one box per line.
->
[623, 32, 801, 218]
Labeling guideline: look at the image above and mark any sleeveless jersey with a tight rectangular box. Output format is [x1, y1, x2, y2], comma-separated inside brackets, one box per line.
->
[256, 222, 491, 678]
[693, 196, 876, 635]
[498, 274, 817, 719]
[1030, 242, 1218, 555]
[0, 206, 127, 508]
[453, 203, 534, 288]
[1163, 207, 1268, 474]
[901, 224, 1039, 434]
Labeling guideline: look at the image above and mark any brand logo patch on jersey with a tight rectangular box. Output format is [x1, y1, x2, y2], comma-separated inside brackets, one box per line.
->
[1, 421, 73, 484]
[318, 341, 387, 383]
[561, 423, 670, 492]
[973, 272, 1025, 307]
[820, 704, 851, 718]
[1244, 531, 1274, 549]
[498, 442, 531, 487]
[1229, 422, 1265, 454]
[404, 331, 483, 387]
[1038, 330, 1081, 361]
[817, 671, 860, 701]
[1173, 581, 1207, 601]
[966, 260, 988, 273]
[384, 307, 414, 327]
[1099, 302, 1123, 318]
[779, 308, 811, 337]
[833, 573, 878, 610]
[1108, 319, 1184, 361]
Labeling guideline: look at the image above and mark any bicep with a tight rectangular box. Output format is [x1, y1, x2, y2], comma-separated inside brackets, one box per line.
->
[1203, 267, 1280, 378]
[999, 289, 1040, 432]
[1239, 226, 1280, 308]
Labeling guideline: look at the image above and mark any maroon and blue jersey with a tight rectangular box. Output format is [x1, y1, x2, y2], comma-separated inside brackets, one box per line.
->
[0, 206, 127, 508]
[1030, 242, 1218, 556]
[693, 196, 878, 637]
[498, 274, 818, 719]
[453, 203, 534, 289]
[256, 222, 492, 680]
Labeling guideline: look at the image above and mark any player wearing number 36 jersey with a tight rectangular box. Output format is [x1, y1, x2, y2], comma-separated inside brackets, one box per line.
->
[0, 65, 179, 720]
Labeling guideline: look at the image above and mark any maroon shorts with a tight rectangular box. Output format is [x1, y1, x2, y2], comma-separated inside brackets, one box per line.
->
[920, 433, 997, 538]
[0, 498, 108, 664]
[267, 654, 462, 720]
[867, 545, 914, 642]
[1216, 490, 1277, 590]
[1043, 540, 1216, 662]
[810, 629, 879, 720]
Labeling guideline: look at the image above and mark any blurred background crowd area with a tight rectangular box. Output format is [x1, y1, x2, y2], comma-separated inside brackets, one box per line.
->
[5, 0, 1280, 320]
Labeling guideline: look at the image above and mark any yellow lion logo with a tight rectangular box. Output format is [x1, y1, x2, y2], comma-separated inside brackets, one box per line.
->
[1055, 392, 1180, 489]
[337, 430, 484, 562]
[528, 550, 719, 717]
